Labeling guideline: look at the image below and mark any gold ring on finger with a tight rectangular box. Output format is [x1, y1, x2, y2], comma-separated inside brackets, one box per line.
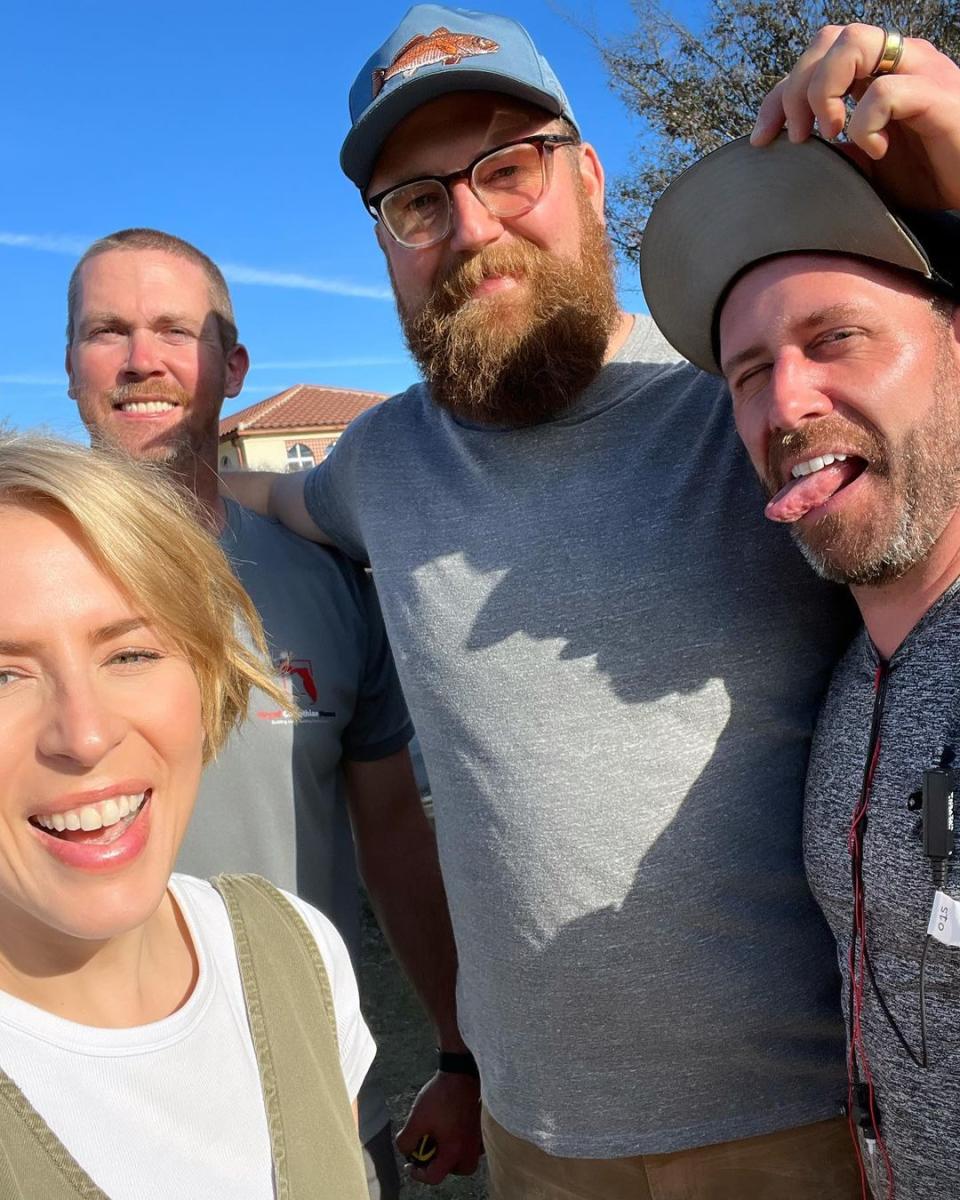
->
[871, 29, 905, 77]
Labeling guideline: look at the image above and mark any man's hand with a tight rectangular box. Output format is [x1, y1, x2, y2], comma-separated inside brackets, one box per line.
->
[346, 750, 479, 1181]
[752, 24, 960, 209]
[396, 1070, 483, 1185]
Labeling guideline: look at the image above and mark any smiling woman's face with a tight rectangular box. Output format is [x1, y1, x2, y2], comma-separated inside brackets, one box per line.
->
[0, 504, 204, 952]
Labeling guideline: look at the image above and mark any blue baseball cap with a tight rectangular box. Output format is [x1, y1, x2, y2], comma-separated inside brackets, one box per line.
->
[341, 4, 579, 191]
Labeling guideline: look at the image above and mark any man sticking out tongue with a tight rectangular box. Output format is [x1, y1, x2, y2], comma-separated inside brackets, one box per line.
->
[643, 102, 960, 651]
[764, 451, 858, 525]
[643, 28, 960, 1200]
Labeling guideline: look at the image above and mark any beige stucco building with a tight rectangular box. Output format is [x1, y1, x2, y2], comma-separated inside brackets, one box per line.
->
[218, 384, 386, 471]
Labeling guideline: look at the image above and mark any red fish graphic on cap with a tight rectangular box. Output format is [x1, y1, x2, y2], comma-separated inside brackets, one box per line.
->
[372, 27, 499, 97]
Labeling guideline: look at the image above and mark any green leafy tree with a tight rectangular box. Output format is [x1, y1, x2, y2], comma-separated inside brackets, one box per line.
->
[597, 0, 960, 262]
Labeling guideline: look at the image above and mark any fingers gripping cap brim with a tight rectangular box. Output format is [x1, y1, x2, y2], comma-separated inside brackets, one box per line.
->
[640, 135, 933, 375]
[341, 69, 573, 189]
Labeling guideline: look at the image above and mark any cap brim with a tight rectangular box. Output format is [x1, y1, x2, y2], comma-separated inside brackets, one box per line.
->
[340, 67, 566, 190]
[640, 135, 932, 374]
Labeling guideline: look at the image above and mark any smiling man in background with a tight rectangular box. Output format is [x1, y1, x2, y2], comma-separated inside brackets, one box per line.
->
[65, 227, 480, 1196]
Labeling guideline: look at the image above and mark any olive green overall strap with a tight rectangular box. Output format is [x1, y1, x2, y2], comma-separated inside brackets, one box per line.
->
[211, 873, 368, 1200]
[0, 1069, 110, 1200]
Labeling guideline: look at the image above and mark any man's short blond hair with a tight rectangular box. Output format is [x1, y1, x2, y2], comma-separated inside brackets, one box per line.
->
[0, 434, 289, 759]
[66, 228, 238, 352]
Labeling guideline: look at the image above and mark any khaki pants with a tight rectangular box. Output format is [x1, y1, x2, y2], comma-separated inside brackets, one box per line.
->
[482, 1109, 860, 1200]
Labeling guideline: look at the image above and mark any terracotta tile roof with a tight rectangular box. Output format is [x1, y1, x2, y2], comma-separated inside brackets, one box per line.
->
[219, 384, 386, 437]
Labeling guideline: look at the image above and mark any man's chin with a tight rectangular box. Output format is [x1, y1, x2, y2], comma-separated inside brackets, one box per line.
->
[792, 522, 926, 588]
[136, 443, 184, 465]
[94, 424, 191, 467]
[422, 308, 610, 427]
[449, 294, 536, 354]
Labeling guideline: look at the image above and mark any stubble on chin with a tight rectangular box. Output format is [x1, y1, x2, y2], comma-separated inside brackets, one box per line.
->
[73, 379, 202, 468]
[780, 339, 960, 587]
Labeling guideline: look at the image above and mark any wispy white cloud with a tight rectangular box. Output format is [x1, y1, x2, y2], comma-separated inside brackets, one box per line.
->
[219, 263, 393, 302]
[0, 363, 405, 390]
[249, 357, 405, 371]
[0, 232, 89, 256]
[0, 374, 64, 386]
[0, 231, 393, 301]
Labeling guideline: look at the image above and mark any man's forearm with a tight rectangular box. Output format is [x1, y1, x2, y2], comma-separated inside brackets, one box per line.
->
[220, 469, 277, 516]
[357, 812, 466, 1050]
[220, 469, 331, 544]
[345, 757, 467, 1051]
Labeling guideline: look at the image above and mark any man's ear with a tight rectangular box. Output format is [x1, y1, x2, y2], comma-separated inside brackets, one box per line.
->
[577, 142, 606, 223]
[943, 302, 960, 375]
[224, 343, 250, 398]
[950, 301, 960, 342]
[64, 346, 77, 399]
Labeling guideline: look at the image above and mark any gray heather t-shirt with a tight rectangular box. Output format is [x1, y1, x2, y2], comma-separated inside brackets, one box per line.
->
[806, 581, 960, 1200]
[304, 316, 855, 1156]
[176, 499, 413, 1142]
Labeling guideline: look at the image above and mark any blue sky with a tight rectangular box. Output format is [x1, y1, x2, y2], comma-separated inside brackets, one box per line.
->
[1, 1, 704, 439]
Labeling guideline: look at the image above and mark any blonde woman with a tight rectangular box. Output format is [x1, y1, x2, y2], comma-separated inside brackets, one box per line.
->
[0, 435, 372, 1199]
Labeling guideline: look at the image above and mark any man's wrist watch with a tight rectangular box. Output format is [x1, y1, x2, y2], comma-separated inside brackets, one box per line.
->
[437, 1048, 480, 1078]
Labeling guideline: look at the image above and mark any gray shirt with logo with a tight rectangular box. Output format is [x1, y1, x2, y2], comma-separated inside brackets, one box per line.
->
[304, 316, 855, 1157]
[176, 499, 413, 1142]
[805, 581, 960, 1199]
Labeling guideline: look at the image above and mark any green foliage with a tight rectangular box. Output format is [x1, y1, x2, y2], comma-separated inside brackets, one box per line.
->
[598, 0, 960, 262]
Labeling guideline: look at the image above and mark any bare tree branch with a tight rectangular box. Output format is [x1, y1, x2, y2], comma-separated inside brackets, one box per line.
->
[593, 0, 960, 265]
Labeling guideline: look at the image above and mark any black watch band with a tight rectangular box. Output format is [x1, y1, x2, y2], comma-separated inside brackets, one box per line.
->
[437, 1049, 480, 1078]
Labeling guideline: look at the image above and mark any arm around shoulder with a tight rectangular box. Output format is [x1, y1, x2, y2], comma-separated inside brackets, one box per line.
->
[220, 469, 333, 544]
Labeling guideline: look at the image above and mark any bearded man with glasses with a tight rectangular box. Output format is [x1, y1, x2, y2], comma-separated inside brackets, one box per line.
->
[221, 9, 957, 1197]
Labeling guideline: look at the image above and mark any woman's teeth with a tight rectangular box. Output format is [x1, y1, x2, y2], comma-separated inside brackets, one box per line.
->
[32, 793, 146, 834]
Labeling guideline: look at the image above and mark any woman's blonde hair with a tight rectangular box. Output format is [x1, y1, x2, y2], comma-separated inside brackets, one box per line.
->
[0, 434, 291, 760]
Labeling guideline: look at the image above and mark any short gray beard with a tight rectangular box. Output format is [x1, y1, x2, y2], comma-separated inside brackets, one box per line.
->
[792, 336, 960, 587]
[792, 498, 942, 586]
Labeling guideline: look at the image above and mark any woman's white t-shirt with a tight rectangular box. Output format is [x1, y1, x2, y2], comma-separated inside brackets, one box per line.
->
[0, 874, 375, 1199]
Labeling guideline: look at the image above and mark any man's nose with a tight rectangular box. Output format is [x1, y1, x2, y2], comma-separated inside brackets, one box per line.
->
[122, 329, 164, 378]
[447, 179, 505, 254]
[36, 677, 127, 769]
[767, 353, 835, 431]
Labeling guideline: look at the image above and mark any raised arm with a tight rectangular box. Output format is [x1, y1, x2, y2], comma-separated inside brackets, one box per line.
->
[221, 469, 334, 545]
[753, 23, 960, 209]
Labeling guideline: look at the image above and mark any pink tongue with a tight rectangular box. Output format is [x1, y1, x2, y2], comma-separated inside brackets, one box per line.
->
[765, 461, 861, 523]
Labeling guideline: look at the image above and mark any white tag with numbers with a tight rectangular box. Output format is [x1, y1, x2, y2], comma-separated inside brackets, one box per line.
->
[927, 891, 960, 948]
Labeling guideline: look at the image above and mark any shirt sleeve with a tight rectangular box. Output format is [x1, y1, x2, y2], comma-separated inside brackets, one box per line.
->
[341, 567, 415, 762]
[281, 890, 376, 1104]
[303, 410, 376, 563]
